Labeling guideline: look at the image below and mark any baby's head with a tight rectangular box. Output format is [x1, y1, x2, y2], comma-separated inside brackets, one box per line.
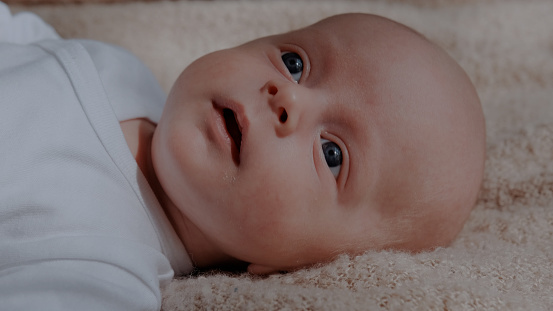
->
[152, 13, 485, 274]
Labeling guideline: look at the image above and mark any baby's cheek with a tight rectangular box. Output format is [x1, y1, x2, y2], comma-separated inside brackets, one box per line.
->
[232, 182, 294, 228]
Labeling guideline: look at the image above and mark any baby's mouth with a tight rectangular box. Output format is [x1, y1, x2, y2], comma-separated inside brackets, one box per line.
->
[223, 108, 242, 164]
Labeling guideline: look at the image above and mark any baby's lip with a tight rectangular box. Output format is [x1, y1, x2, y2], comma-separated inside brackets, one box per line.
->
[212, 98, 249, 165]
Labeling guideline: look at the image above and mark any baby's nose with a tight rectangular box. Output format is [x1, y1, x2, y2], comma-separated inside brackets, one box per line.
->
[263, 80, 301, 137]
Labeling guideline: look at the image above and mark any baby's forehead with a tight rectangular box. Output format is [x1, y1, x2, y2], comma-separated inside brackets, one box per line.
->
[281, 14, 420, 49]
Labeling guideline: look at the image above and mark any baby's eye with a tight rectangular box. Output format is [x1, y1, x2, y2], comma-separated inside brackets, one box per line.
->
[321, 139, 342, 178]
[281, 52, 303, 82]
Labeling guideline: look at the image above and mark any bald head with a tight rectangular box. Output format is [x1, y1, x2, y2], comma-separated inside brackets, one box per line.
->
[155, 12, 486, 273]
[343, 14, 486, 250]
[279, 13, 486, 252]
[272, 13, 486, 252]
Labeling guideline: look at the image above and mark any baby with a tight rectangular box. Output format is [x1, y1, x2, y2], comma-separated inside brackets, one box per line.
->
[0, 3, 485, 310]
[147, 13, 486, 274]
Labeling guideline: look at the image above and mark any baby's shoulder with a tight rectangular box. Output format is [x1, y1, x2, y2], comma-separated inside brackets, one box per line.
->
[76, 39, 165, 122]
[76, 39, 144, 73]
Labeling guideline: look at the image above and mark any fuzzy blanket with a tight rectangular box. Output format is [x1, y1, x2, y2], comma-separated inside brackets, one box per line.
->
[10, 0, 553, 309]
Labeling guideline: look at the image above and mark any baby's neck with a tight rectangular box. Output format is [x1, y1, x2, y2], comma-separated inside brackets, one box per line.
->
[120, 118, 174, 215]
[119, 118, 156, 175]
[119, 119, 242, 269]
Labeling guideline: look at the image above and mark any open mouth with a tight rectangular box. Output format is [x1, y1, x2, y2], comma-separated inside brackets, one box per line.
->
[223, 108, 242, 164]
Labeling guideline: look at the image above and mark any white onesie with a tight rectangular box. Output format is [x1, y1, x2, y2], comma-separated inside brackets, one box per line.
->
[0, 3, 192, 310]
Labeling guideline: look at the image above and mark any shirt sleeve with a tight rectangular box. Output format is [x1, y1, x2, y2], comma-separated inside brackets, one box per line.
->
[0, 39, 177, 311]
[0, 260, 160, 310]
[0, 236, 170, 311]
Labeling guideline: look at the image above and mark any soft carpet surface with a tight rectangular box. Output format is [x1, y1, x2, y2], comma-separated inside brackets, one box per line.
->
[10, 0, 553, 310]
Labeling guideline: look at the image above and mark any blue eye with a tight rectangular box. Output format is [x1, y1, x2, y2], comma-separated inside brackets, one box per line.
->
[281, 52, 303, 82]
[321, 139, 342, 178]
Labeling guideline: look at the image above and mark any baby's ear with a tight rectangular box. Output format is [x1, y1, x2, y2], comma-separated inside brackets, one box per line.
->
[246, 264, 283, 275]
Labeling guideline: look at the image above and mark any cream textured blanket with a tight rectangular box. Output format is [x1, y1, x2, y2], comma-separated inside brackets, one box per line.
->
[11, 0, 553, 310]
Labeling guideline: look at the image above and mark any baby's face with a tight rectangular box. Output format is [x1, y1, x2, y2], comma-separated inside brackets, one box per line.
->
[153, 14, 485, 273]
